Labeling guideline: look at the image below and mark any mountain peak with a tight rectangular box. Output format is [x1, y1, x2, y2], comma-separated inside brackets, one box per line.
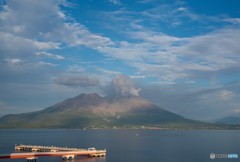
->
[75, 93, 102, 100]
[45, 93, 104, 113]
[0, 93, 192, 128]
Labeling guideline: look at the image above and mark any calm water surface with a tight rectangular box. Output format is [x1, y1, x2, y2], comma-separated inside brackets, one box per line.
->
[0, 129, 239, 162]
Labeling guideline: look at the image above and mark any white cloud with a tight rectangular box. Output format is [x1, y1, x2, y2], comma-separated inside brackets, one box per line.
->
[95, 26, 240, 84]
[0, 32, 60, 58]
[0, 0, 115, 91]
[36, 52, 65, 60]
[4, 58, 22, 64]
[176, 7, 186, 12]
[223, 18, 240, 25]
[37, 61, 57, 67]
[66, 65, 87, 73]
[52, 22, 114, 48]
[109, 0, 121, 5]
[32, 41, 60, 50]
[137, 0, 154, 4]
[98, 68, 121, 76]
[140, 4, 200, 26]
[179, 29, 240, 70]
[0, 0, 114, 60]
[0, 0, 63, 38]
[234, 109, 240, 114]
[129, 30, 181, 45]
[12, 25, 25, 33]
[130, 75, 146, 79]
[220, 90, 234, 101]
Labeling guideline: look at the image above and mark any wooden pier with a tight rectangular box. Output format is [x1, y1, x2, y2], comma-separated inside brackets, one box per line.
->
[15, 144, 85, 152]
[0, 144, 106, 161]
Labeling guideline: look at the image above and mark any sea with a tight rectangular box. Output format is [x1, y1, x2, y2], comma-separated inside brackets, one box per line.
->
[0, 129, 239, 162]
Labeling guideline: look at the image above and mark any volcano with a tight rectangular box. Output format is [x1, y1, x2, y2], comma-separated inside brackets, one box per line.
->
[0, 93, 215, 129]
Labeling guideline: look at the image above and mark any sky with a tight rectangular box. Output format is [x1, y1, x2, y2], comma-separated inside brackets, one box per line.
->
[0, 0, 240, 120]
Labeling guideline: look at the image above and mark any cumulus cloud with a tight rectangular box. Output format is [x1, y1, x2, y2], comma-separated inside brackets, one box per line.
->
[97, 27, 240, 84]
[0, 0, 113, 89]
[108, 75, 141, 96]
[0, 0, 113, 61]
[44, 22, 114, 49]
[0, 32, 60, 58]
[55, 76, 100, 87]
[97, 3, 240, 85]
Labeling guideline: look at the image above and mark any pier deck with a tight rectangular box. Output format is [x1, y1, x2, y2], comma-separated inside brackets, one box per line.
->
[0, 144, 106, 161]
[15, 144, 85, 152]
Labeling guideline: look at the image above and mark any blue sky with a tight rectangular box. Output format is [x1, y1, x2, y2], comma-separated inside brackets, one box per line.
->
[0, 0, 240, 120]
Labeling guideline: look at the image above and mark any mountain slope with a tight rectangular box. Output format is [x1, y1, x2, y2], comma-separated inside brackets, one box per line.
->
[0, 93, 234, 129]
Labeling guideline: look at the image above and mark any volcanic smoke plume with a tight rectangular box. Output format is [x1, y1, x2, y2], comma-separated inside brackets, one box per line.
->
[111, 75, 141, 96]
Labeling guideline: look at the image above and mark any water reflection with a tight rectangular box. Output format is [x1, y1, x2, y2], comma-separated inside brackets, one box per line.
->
[59, 157, 106, 162]
[1, 129, 240, 162]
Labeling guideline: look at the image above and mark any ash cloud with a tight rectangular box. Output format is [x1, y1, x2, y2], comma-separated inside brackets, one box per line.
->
[108, 75, 141, 96]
